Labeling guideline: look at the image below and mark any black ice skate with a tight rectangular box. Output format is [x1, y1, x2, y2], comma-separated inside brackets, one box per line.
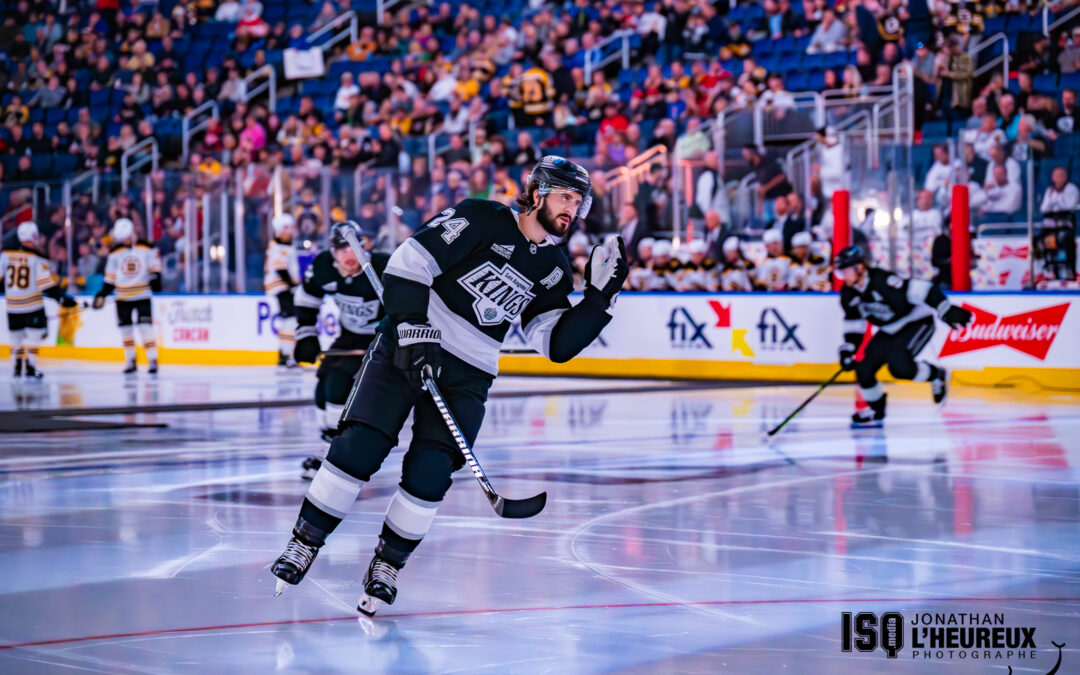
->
[357, 552, 403, 617]
[319, 426, 340, 443]
[300, 456, 322, 480]
[24, 364, 43, 380]
[278, 353, 298, 369]
[13, 358, 23, 377]
[851, 394, 886, 428]
[148, 360, 158, 375]
[123, 361, 137, 375]
[931, 368, 949, 406]
[272, 535, 321, 595]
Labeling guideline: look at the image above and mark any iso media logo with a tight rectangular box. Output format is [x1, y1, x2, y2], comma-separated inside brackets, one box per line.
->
[842, 612, 904, 659]
[841, 611, 1066, 671]
[667, 307, 711, 349]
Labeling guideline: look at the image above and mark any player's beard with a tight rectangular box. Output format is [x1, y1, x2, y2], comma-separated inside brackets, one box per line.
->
[537, 200, 573, 238]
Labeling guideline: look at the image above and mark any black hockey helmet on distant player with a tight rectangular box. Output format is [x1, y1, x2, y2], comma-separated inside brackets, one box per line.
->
[834, 245, 867, 270]
[526, 155, 593, 219]
[329, 220, 363, 250]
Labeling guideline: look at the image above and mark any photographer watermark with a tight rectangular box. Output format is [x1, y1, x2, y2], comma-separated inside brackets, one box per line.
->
[841, 610, 1066, 672]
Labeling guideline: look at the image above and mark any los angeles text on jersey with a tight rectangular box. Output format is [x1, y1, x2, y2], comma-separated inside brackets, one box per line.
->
[840, 610, 1050, 665]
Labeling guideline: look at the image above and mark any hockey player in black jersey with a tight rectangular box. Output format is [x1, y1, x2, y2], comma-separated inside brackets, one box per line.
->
[835, 245, 972, 426]
[272, 156, 628, 615]
[292, 221, 388, 475]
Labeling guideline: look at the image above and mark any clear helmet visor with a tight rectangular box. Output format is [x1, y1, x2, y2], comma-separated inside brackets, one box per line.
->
[538, 184, 592, 220]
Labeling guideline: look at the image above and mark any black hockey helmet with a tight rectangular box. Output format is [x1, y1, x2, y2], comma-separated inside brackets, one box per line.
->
[329, 220, 363, 250]
[834, 244, 867, 270]
[526, 155, 593, 219]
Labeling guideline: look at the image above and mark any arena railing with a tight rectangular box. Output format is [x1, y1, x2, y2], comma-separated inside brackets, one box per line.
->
[584, 30, 633, 83]
[242, 65, 277, 115]
[306, 10, 358, 53]
[971, 33, 1010, 82]
[181, 101, 221, 165]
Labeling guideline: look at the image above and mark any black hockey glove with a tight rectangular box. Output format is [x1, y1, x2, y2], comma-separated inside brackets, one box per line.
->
[942, 305, 973, 329]
[92, 294, 107, 310]
[838, 344, 857, 371]
[583, 236, 629, 308]
[294, 335, 321, 364]
[394, 321, 443, 386]
[61, 295, 78, 309]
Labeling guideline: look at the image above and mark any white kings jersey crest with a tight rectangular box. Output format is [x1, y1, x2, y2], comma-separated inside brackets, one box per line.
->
[333, 294, 381, 334]
[458, 261, 536, 326]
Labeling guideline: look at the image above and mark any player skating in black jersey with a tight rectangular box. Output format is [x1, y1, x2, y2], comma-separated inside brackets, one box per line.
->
[272, 157, 628, 615]
[835, 245, 972, 426]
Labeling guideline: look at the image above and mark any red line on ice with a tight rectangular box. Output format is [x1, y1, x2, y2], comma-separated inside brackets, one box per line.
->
[1, 596, 1078, 651]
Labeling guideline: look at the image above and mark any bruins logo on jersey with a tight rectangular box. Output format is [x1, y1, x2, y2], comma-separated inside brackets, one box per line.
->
[459, 262, 536, 326]
[122, 255, 142, 276]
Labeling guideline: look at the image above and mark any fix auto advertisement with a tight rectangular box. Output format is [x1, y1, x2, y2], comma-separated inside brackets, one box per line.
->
[1, 292, 1076, 375]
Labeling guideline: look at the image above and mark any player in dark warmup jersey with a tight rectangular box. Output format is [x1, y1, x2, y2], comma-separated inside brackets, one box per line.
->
[292, 221, 388, 477]
[835, 245, 972, 426]
[272, 156, 628, 615]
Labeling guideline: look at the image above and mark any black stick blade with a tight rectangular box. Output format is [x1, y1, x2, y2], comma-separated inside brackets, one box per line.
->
[491, 492, 547, 519]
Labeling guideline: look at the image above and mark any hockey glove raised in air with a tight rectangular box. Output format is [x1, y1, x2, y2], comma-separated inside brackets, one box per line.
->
[583, 236, 629, 308]
[941, 304, 973, 330]
[838, 344, 857, 371]
[394, 322, 443, 386]
[293, 326, 321, 364]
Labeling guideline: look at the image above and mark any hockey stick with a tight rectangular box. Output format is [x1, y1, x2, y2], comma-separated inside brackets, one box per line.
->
[421, 363, 546, 518]
[766, 368, 844, 437]
[340, 228, 547, 518]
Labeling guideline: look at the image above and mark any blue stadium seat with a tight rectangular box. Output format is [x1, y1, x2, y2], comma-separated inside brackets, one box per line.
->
[921, 120, 950, 140]
[53, 153, 78, 176]
[1035, 73, 1058, 91]
[30, 154, 54, 179]
[89, 89, 110, 108]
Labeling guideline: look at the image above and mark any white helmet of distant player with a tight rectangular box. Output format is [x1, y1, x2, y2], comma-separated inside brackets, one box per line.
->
[113, 218, 135, 243]
[16, 221, 38, 243]
[272, 213, 296, 237]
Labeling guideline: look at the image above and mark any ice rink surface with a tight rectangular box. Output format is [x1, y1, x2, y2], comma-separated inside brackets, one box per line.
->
[0, 362, 1077, 674]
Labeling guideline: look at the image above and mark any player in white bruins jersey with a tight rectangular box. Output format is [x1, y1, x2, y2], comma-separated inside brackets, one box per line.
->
[1, 222, 77, 378]
[754, 229, 792, 291]
[93, 218, 162, 374]
[787, 232, 832, 291]
[265, 214, 300, 368]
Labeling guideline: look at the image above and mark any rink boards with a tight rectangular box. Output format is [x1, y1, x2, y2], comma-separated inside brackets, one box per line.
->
[1, 291, 1077, 387]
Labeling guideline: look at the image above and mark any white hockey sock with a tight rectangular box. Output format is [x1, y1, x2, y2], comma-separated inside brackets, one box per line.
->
[279, 316, 297, 357]
[913, 361, 935, 382]
[139, 325, 158, 362]
[9, 329, 24, 366]
[22, 329, 41, 369]
[382, 488, 440, 543]
[860, 382, 885, 404]
[305, 461, 365, 519]
[323, 402, 345, 430]
[120, 325, 136, 364]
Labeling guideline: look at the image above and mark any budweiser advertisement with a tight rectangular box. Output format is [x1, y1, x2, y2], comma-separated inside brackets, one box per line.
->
[939, 302, 1069, 360]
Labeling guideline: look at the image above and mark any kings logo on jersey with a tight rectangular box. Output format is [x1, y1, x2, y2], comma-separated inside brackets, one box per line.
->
[458, 261, 535, 326]
[334, 296, 381, 332]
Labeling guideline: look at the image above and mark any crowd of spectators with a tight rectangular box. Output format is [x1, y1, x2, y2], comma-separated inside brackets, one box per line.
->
[2, 0, 1079, 291]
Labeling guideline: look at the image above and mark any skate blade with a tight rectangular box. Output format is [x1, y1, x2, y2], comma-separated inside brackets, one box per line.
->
[275, 578, 289, 596]
[850, 421, 884, 429]
[357, 594, 381, 617]
[300, 470, 317, 481]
